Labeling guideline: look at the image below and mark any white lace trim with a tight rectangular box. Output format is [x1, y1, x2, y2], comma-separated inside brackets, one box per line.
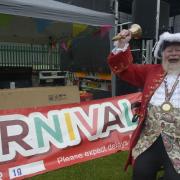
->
[111, 43, 129, 55]
[149, 74, 180, 108]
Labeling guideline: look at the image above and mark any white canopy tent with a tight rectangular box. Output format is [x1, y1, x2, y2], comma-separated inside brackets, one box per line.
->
[0, 0, 114, 26]
[0, 0, 115, 96]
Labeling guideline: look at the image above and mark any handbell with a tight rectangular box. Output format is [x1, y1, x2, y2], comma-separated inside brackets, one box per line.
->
[112, 24, 142, 41]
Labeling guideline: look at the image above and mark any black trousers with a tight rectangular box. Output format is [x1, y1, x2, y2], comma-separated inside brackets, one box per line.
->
[132, 135, 180, 180]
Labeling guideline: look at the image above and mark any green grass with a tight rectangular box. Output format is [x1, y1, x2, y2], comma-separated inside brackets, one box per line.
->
[30, 151, 132, 180]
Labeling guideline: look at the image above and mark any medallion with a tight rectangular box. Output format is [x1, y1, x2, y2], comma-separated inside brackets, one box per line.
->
[161, 102, 173, 112]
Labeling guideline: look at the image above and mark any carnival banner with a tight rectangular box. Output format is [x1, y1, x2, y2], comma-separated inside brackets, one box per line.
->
[0, 92, 142, 180]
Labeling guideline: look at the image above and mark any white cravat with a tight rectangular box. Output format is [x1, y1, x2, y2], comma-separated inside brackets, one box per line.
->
[150, 74, 180, 108]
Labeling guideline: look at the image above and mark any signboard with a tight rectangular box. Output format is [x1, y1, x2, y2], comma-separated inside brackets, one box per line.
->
[0, 92, 142, 179]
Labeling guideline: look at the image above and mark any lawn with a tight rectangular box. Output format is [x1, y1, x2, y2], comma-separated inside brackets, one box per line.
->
[30, 151, 132, 180]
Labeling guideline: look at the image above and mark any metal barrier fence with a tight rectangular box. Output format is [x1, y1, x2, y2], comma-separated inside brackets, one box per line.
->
[131, 39, 145, 64]
[0, 42, 61, 70]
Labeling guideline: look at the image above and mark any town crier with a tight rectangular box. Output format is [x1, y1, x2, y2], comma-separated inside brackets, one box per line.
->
[107, 30, 180, 180]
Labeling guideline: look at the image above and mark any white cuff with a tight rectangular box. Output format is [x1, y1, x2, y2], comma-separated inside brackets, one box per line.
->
[112, 43, 129, 55]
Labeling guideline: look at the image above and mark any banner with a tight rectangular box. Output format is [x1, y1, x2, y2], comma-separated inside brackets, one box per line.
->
[0, 92, 142, 180]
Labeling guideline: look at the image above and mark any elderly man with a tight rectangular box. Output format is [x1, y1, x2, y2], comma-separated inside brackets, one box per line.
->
[107, 30, 180, 180]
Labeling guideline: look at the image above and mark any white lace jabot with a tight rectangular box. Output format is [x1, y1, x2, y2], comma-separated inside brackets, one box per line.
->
[150, 74, 180, 108]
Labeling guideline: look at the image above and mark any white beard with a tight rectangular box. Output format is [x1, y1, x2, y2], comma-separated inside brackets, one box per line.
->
[162, 60, 180, 75]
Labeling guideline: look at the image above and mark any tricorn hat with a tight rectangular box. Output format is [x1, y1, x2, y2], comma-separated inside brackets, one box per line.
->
[154, 32, 180, 59]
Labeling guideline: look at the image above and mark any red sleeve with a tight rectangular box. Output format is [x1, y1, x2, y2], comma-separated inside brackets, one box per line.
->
[107, 47, 133, 74]
[107, 47, 155, 88]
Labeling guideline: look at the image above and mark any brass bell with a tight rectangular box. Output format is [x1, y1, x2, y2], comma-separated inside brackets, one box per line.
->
[112, 24, 142, 41]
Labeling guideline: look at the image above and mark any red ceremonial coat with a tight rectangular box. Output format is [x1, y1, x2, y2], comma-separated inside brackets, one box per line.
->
[107, 47, 167, 170]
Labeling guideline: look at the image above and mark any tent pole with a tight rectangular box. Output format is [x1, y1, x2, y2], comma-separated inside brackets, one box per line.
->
[111, 0, 119, 97]
[154, 0, 161, 64]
